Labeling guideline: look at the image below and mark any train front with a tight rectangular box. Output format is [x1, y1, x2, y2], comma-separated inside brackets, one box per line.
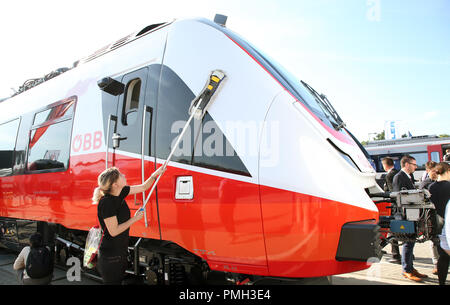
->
[247, 40, 382, 278]
[166, 18, 382, 280]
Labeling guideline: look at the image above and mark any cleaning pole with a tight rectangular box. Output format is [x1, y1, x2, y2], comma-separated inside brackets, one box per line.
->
[138, 70, 226, 225]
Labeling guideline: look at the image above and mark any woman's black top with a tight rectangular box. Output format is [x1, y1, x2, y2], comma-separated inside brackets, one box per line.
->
[429, 181, 450, 218]
[97, 186, 131, 256]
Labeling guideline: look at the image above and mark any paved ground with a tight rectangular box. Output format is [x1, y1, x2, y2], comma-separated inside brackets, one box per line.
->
[1, 241, 448, 285]
[332, 240, 448, 285]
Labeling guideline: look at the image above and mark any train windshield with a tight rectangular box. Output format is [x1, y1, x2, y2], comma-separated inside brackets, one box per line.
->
[213, 21, 346, 131]
[248, 45, 345, 131]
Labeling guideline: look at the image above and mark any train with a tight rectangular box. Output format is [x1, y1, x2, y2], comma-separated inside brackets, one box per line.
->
[0, 15, 382, 284]
[365, 135, 450, 182]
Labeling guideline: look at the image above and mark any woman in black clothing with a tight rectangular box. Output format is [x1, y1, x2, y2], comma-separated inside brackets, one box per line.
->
[92, 166, 165, 285]
[429, 162, 450, 285]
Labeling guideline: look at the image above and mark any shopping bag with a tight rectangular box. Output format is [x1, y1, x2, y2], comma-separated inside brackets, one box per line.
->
[83, 225, 103, 269]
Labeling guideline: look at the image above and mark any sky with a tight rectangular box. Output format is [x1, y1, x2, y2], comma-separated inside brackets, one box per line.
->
[0, 0, 449, 142]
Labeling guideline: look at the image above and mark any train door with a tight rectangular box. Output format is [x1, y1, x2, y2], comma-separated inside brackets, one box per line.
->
[108, 66, 159, 238]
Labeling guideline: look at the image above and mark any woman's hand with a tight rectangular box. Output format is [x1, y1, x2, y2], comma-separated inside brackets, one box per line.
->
[129, 166, 167, 195]
[133, 209, 144, 222]
[151, 166, 166, 179]
[104, 213, 142, 237]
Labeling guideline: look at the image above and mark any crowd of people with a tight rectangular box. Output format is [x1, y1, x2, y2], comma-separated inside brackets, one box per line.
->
[381, 155, 450, 285]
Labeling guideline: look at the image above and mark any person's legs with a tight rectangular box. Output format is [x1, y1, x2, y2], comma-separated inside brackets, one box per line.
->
[388, 236, 401, 263]
[402, 242, 415, 273]
[431, 239, 440, 266]
[437, 245, 450, 286]
[16, 269, 25, 285]
[97, 255, 127, 285]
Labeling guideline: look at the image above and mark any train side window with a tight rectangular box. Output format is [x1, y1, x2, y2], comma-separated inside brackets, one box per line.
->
[27, 98, 76, 173]
[430, 151, 440, 162]
[0, 118, 20, 177]
[33, 100, 74, 126]
[122, 78, 141, 125]
[409, 152, 428, 170]
[27, 120, 73, 172]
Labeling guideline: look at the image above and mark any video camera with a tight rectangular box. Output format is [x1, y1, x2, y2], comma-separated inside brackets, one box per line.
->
[373, 189, 440, 245]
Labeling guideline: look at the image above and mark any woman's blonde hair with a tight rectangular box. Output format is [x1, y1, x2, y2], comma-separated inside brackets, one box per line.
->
[92, 167, 121, 204]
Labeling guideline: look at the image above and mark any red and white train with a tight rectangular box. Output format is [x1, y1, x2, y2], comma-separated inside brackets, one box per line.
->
[0, 16, 382, 284]
[365, 135, 450, 181]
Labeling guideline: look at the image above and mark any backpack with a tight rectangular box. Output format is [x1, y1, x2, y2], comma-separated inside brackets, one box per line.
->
[25, 246, 53, 278]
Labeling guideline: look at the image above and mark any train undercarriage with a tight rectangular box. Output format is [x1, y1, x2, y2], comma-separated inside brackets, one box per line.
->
[0, 217, 331, 285]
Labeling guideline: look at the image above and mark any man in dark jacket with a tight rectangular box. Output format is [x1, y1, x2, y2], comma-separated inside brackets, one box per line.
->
[392, 155, 428, 282]
[392, 156, 416, 192]
[382, 157, 398, 192]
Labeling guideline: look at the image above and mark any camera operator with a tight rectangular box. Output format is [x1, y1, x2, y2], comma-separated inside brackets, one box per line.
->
[429, 162, 450, 285]
[393, 155, 428, 282]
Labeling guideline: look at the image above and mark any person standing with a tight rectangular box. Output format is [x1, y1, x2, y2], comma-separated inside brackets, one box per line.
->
[381, 157, 401, 264]
[419, 166, 440, 273]
[392, 155, 428, 282]
[443, 148, 450, 162]
[382, 157, 398, 192]
[392, 155, 416, 192]
[92, 166, 165, 285]
[428, 162, 450, 285]
[441, 200, 450, 257]
[420, 162, 438, 190]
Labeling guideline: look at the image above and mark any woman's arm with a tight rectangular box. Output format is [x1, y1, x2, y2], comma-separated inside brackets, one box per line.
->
[103, 211, 143, 237]
[129, 166, 166, 195]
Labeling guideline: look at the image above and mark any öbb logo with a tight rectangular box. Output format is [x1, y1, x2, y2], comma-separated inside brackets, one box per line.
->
[72, 131, 102, 152]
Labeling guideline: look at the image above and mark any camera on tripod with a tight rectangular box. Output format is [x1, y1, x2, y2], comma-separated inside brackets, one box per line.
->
[375, 189, 440, 245]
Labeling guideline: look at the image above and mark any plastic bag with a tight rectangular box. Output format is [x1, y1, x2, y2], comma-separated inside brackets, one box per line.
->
[83, 225, 103, 269]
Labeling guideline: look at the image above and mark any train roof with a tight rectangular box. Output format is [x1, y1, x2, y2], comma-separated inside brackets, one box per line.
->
[77, 21, 171, 66]
[0, 21, 171, 101]
[0, 16, 233, 103]
[364, 135, 450, 149]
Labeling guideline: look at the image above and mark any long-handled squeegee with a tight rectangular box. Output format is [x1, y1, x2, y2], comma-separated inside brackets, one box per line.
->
[138, 70, 226, 225]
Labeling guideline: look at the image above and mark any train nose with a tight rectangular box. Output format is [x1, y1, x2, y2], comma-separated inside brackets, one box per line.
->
[335, 219, 382, 262]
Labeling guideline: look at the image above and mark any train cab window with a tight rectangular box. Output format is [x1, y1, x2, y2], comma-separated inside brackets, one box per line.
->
[156, 65, 250, 176]
[156, 66, 193, 165]
[192, 113, 251, 177]
[122, 78, 141, 125]
[0, 118, 20, 176]
[27, 98, 76, 172]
